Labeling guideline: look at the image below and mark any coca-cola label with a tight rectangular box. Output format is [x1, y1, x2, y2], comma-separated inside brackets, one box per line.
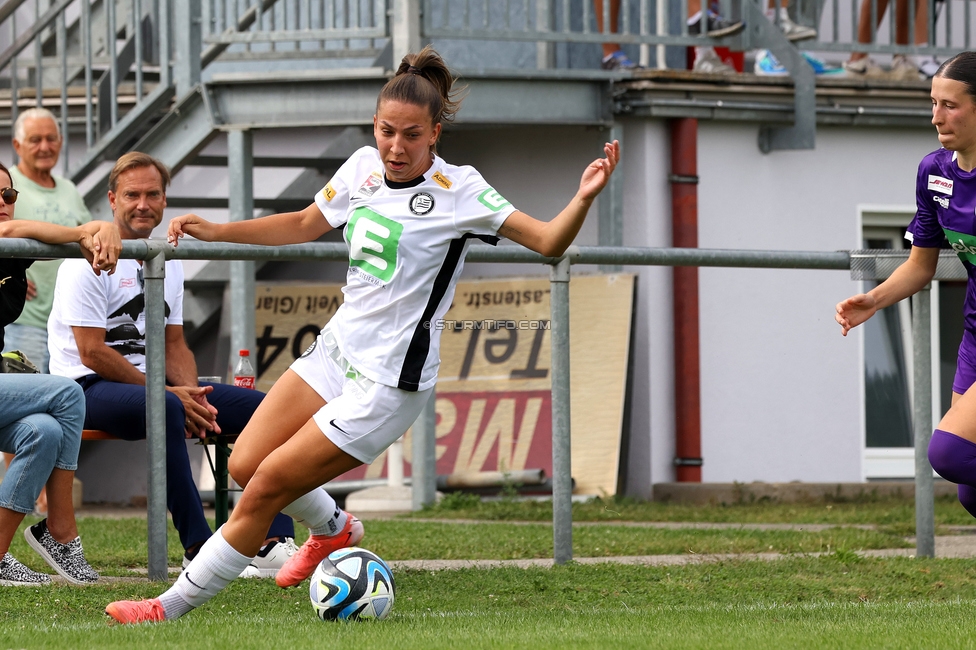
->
[233, 376, 255, 389]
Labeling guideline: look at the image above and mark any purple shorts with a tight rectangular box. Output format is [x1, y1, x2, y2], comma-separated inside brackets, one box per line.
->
[954, 329, 976, 395]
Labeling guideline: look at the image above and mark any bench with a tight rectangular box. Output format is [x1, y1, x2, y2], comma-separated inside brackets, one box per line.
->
[81, 429, 238, 527]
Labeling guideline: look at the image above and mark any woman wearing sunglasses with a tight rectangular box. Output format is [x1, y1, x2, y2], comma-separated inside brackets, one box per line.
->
[0, 160, 120, 585]
[107, 45, 618, 623]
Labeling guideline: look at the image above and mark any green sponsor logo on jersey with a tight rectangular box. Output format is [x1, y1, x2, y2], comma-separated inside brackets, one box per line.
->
[346, 207, 403, 283]
[478, 188, 511, 212]
[944, 228, 976, 265]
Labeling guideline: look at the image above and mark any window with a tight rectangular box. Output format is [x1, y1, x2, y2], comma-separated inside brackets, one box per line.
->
[861, 208, 946, 479]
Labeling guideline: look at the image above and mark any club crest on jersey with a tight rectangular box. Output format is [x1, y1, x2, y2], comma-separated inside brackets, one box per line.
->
[933, 195, 949, 209]
[928, 175, 953, 195]
[355, 171, 383, 199]
[409, 192, 435, 215]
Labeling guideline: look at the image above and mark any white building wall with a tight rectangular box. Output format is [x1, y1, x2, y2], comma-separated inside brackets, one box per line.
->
[693, 122, 936, 485]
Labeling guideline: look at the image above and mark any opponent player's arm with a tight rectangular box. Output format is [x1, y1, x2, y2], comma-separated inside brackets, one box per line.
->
[866, 245, 939, 310]
[498, 140, 619, 258]
[168, 203, 333, 247]
[835, 245, 939, 336]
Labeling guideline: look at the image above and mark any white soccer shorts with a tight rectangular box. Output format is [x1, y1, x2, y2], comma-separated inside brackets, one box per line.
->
[290, 325, 432, 464]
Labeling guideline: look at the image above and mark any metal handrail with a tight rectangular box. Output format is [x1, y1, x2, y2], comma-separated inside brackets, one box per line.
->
[420, 0, 972, 63]
[0, 238, 940, 578]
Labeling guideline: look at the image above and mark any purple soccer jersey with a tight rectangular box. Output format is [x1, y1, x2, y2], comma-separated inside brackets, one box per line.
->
[908, 148, 976, 392]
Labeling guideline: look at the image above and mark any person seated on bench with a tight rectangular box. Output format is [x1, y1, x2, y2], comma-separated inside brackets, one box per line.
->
[0, 159, 120, 585]
[47, 152, 296, 577]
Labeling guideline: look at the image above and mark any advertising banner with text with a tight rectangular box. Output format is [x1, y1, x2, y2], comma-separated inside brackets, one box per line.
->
[254, 274, 633, 495]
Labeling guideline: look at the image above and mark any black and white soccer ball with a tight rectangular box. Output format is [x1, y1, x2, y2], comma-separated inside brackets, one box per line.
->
[309, 547, 395, 621]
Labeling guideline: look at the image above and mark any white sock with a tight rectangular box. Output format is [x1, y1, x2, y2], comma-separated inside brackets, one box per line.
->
[281, 488, 347, 537]
[158, 528, 252, 619]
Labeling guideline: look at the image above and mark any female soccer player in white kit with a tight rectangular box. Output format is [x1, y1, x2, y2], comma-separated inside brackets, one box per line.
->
[106, 45, 619, 623]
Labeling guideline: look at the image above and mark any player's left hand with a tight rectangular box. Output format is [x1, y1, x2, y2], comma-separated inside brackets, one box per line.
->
[577, 140, 619, 202]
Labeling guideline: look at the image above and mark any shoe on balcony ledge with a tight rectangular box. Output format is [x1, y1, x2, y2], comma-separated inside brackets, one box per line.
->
[843, 56, 887, 78]
[692, 47, 737, 74]
[754, 49, 843, 76]
[767, 8, 817, 41]
[687, 10, 745, 38]
[601, 50, 639, 70]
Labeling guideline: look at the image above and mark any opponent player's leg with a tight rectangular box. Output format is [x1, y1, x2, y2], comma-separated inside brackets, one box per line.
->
[928, 345, 976, 515]
[106, 418, 360, 624]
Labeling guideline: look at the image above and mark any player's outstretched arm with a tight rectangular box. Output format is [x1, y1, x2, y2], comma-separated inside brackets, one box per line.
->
[835, 245, 939, 336]
[168, 203, 334, 247]
[498, 140, 619, 258]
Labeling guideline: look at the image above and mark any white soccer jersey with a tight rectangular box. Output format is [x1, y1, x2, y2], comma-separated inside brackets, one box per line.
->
[48, 258, 185, 379]
[313, 146, 517, 391]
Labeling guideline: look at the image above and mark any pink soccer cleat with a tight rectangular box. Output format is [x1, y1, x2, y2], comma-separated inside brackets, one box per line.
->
[105, 598, 166, 624]
[275, 515, 364, 588]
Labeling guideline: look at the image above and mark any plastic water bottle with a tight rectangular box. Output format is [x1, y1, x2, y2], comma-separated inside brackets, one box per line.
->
[233, 349, 255, 389]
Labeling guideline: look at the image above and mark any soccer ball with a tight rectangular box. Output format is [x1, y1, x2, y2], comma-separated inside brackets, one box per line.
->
[309, 547, 395, 621]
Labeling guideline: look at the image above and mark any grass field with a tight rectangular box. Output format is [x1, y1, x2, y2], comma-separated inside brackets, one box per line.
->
[2, 495, 976, 648]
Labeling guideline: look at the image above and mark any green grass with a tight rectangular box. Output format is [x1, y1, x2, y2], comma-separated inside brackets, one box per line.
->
[0, 497, 970, 647]
[3, 558, 976, 648]
[4, 517, 911, 577]
[416, 492, 976, 529]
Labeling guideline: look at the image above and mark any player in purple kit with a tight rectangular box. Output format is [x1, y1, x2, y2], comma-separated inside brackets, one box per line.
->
[836, 50, 976, 520]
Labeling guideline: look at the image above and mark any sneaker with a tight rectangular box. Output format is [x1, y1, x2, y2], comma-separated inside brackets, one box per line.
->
[767, 8, 817, 41]
[843, 56, 887, 78]
[754, 49, 843, 76]
[693, 47, 737, 74]
[890, 54, 922, 81]
[105, 598, 166, 624]
[24, 519, 99, 585]
[240, 537, 299, 579]
[275, 514, 364, 588]
[916, 55, 942, 78]
[687, 10, 745, 38]
[601, 50, 638, 70]
[0, 552, 51, 586]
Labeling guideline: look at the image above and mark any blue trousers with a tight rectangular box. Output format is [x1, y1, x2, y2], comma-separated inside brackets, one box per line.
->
[78, 377, 294, 551]
[0, 374, 83, 514]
